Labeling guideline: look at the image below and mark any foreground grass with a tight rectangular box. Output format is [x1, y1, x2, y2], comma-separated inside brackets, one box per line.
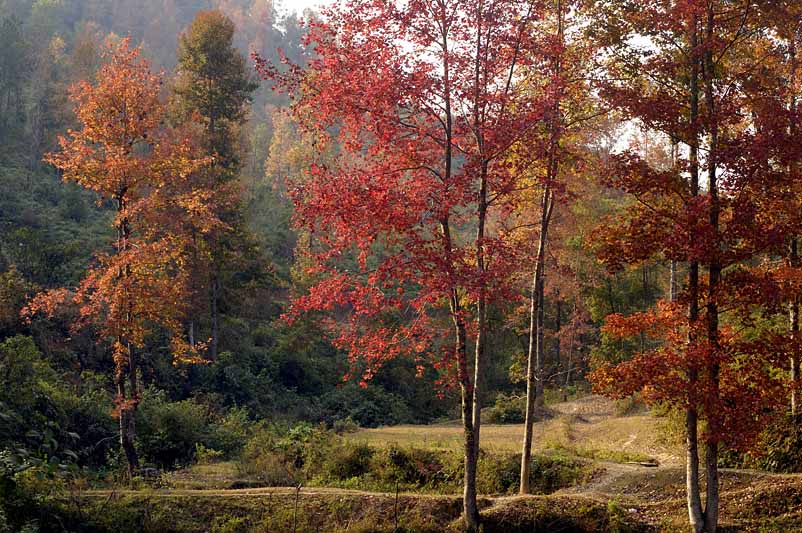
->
[55, 396, 802, 531]
[52, 489, 650, 532]
[54, 471, 802, 532]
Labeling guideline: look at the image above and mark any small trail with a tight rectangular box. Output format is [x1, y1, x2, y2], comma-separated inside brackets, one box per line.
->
[558, 461, 663, 496]
[81, 486, 460, 500]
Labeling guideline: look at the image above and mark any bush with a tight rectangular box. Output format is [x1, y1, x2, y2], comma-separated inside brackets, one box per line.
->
[613, 394, 644, 416]
[332, 417, 359, 435]
[135, 389, 256, 469]
[485, 393, 525, 424]
[136, 389, 210, 468]
[207, 407, 251, 457]
[721, 414, 802, 473]
[322, 443, 374, 480]
[319, 384, 413, 428]
[372, 445, 453, 488]
[237, 423, 330, 486]
[477, 452, 588, 495]
[477, 452, 520, 493]
[236, 423, 590, 495]
[195, 444, 224, 465]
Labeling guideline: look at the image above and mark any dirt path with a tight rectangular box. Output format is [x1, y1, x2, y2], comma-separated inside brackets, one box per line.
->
[82, 486, 459, 500]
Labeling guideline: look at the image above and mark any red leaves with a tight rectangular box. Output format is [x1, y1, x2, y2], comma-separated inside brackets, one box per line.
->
[588, 0, 802, 454]
[256, 0, 566, 389]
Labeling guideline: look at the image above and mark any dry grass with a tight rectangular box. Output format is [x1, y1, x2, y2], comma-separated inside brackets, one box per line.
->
[346, 395, 681, 466]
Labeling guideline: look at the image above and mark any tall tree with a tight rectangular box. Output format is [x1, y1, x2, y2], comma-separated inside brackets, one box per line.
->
[0, 15, 30, 149]
[588, 2, 794, 530]
[517, 0, 597, 493]
[174, 10, 257, 170]
[257, 0, 552, 528]
[172, 10, 257, 359]
[26, 39, 217, 479]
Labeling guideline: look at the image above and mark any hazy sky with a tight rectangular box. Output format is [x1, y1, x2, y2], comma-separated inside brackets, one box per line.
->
[277, 0, 331, 15]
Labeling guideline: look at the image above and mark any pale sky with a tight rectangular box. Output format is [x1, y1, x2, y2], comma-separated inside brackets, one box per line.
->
[276, 0, 331, 16]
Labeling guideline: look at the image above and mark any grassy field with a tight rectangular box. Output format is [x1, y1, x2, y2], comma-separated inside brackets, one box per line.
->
[345, 395, 677, 465]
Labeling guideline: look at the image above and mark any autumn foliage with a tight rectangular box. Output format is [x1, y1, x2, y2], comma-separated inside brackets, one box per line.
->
[25, 39, 221, 476]
[256, 0, 575, 528]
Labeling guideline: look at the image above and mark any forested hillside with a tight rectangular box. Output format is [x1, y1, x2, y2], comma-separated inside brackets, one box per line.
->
[2, 1, 802, 532]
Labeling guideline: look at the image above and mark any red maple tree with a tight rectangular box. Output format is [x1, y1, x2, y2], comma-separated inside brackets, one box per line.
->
[588, 2, 799, 531]
[256, 0, 562, 527]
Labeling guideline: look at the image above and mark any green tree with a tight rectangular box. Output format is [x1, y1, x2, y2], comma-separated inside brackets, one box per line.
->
[0, 16, 30, 136]
[172, 10, 257, 359]
[173, 10, 257, 170]
[0, 266, 33, 338]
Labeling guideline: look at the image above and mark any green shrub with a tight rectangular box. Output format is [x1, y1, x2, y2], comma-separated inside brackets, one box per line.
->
[477, 452, 588, 495]
[237, 424, 590, 495]
[211, 514, 248, 533]
[136, 389, 210, 468]
[372, 445, 453, 488]
[237, 425, 295, 485]
[477, 452, 520, 493]
[195, 444, 224, 465]
[207, 407, 251, 457]
[237, 422, 335, 486]
[607, 498, 634, 533]
[721, 414, 802, 473]
[484, 393, 525, 424]
[332, 417, 359, 434]
[319, 384, 413, 428]
[322, 443, 374, 480]
[614, 394, 644, 416]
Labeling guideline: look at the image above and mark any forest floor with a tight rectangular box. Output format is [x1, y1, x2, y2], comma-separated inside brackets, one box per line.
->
[70, 396, 802, 532]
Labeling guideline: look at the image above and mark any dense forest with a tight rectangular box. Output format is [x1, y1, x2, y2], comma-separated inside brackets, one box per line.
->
[2, 0, 802, 532]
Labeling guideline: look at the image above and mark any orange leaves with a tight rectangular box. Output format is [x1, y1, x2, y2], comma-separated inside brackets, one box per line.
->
[602, 300, 685, 345]
[21, 288, 72, 323]
[45, 39, 164, 198]
[35, 39, 219, 385]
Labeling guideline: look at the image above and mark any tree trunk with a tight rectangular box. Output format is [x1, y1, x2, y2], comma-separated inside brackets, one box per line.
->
[556, 297, 565, 401]
[116, 189, 140, 482]
[456, 317, 480, 531]
[443, 215, 479, 531]
[535, 273, 546, 407]
[521, 0, 564, 494]
[685, 11, 705, 532]
[208, 107, 220, 361]
[789, 155, 800, 420]
[702, 5, 720, 529]
[789, 36, 800, 420]
[686, 398, 704, 532]
[116, 342, 139, 482]
[472, 161, 488, 465]
[210, 271, 219, 359]
[118, 404, 138, 481]
[520, 187, 553, 494]
[670, 260, 679, 302]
